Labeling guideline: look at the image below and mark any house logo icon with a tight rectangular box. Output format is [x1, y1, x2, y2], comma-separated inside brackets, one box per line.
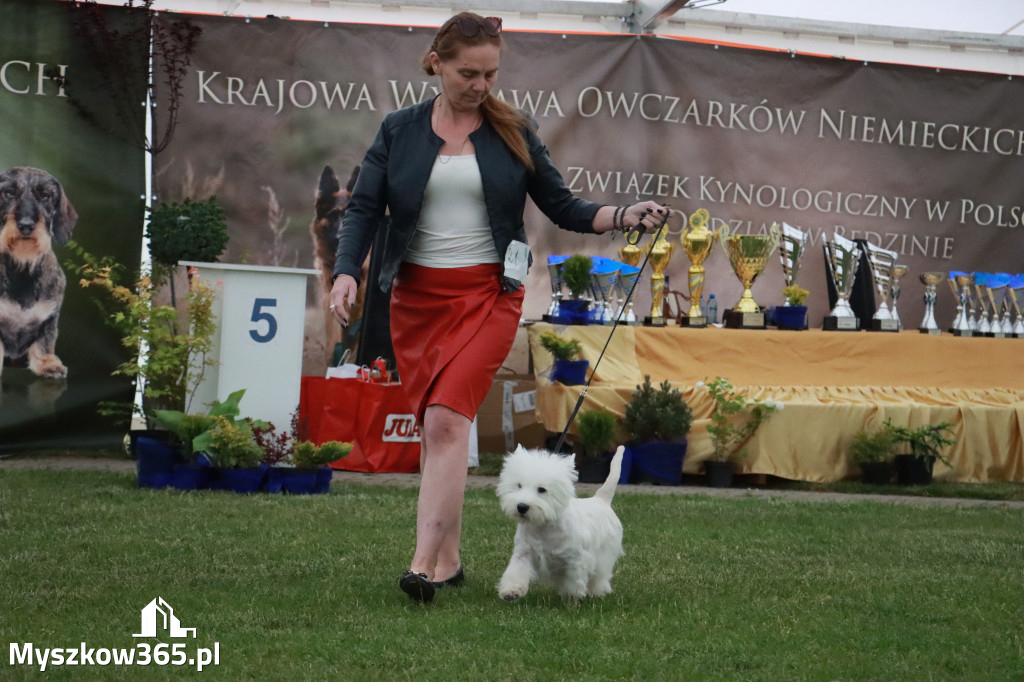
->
[133, 597, 196, 638]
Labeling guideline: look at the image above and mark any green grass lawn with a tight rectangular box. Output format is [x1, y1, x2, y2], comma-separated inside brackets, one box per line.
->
[1, 469, 1021, 681]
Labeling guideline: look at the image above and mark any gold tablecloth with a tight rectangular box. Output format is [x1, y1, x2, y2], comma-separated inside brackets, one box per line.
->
[528, 323, 1024, 483]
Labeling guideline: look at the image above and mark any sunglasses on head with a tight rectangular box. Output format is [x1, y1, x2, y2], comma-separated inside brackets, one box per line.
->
[440, 16, 502, 40]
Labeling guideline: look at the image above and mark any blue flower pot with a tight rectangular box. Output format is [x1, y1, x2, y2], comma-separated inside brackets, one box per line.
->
[625, 440, 687, 486]
[555, 299, 591, 325]
[169, 459, 211, 491]
[135, 437, 182, 489]
[774, 305, 808, 330]
[210, 463, 269, 494]
[550, 359, 589, 385]
[314, 466, 333, 494]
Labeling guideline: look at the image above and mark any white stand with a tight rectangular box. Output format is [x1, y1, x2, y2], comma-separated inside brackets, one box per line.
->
[180, 261, 319, 432]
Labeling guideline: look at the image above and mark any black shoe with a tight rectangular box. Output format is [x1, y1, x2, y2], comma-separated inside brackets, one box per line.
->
[399, 571, 435, 603]
[432, 566, 465, 589]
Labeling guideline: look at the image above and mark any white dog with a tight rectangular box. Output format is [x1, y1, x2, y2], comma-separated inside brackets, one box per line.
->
[496, 444, 625, 602]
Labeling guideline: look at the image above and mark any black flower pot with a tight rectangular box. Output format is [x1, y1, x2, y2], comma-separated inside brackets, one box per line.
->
[704, 460, 734, 488]
[895, 454, 935, 486]
[859, 461, 894, 485]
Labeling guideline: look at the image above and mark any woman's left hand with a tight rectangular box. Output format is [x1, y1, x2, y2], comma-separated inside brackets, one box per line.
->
[623, 201, 671, 233]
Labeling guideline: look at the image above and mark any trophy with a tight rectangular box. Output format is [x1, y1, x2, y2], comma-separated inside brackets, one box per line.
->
[890, 264, 909, 330]
[1009, 276, 1024, 337]
[973, 275, 993, 335]
[778, 222, 808, 291]
[823, 234, 862, 331]
[918, 271, 944, 335]
[984, 274, 1012, 337]
[616, 244, 643, 325]
[644, 223, 676, 326]
[948, 271, 975, 336]
[678, 208, 716, 327]
[544, 255, 567, 321]
[862, 242, 899, 332]
[590, 259, 620, 325]
[716, 222, 781, 329]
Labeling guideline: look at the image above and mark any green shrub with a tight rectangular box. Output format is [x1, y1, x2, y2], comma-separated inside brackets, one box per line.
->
[623, 375, 693, 444]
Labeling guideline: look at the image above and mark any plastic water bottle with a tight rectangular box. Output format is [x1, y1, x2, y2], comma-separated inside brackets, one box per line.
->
[706, 293, 718, 325]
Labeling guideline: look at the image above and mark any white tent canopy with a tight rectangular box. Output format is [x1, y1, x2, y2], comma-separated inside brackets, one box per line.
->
[128, 0, 1024, 74]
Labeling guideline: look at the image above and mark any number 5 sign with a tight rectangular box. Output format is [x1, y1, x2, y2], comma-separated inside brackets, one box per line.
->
[181, 262, 320, 431]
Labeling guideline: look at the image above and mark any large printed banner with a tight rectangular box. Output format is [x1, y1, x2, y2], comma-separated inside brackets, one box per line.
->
[156, 15, 1022, 376]
[0, 0, 145, 450]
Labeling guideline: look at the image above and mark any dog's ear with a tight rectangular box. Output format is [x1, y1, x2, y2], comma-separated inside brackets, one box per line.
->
[514, 444, 528, 456]
[52, 186, 78, 245]
[345, 165, 360, 193]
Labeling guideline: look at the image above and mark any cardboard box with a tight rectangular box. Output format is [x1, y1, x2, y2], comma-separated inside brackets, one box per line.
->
[476, 373, 547, 454]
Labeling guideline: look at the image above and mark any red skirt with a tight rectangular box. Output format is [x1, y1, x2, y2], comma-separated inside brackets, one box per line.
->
[390, 262, 524, 423]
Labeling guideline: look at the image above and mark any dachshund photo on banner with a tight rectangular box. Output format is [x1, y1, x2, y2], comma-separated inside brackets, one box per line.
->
[0, 166, 78, 380]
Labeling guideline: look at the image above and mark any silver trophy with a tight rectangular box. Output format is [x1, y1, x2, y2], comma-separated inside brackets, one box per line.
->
[823, 234, 861, 331]
[862, 242, 898, 332]
[948, 272, 975, 336]
[890, 264, 909, 330]
[1009, 279, 1024, 337]
[616, 267, 641, 325]
[591, 265, 619, 325]
[918, 271, 943, 335]
[985, 276, 1012, 337]
[778, 222, 808, 291]
[545, 257, 566, 320]
[973, 278, 993, 335]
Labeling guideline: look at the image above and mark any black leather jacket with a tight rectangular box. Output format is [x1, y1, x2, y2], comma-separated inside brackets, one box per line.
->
[333, 96, 602, 292]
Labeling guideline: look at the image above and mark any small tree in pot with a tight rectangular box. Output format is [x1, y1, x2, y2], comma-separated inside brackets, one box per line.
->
[622, 375, 693, 485]
[573, 408, 621, 483]
[147, 196, 229, 306]
[539, 331, 588, 385]
[883, 417, 956, 485]
[849, 426, 899, 485]
[700, 376, 780, 487]
[558, 254, 593, 323]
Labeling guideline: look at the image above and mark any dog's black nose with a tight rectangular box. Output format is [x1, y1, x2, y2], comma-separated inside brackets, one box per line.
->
[18, 218, 36, 236]
[516, 503, 529, 515]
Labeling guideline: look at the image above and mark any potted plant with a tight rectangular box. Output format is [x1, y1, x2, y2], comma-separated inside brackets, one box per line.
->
[146, 196, 229, 306]
[700, 376, 780, 487]
[775, 284, 809, 330]
[539, 331, 589, 385]
[883, 418, 957, 485]
[287, 440, 352, 494]
[204, 416, 268, 494]
[72, 248, 218, 430]
[573, 408, 622, 484]
[622, 375, 693, 485]
[848, 426, 899, 485]
[556, 254, 593, 324]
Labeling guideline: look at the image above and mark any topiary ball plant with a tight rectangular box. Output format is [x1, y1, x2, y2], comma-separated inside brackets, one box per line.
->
[560, 253, 593, 300]
[147, 196, 229, 304]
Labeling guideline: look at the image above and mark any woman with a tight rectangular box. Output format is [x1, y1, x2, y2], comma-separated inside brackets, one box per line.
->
[330, 11, 667, 603]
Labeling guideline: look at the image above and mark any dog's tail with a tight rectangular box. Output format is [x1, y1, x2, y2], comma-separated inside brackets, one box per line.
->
[595, 446, 625, 504]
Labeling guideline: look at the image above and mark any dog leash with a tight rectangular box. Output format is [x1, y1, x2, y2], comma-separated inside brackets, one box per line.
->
[551, 206, 669, 455]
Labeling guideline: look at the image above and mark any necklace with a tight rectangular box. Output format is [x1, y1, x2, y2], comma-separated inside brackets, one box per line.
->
[433, 97, 479, 163]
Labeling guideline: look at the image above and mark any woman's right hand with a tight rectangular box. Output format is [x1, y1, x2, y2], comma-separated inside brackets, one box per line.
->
[329, 274, 358, 328]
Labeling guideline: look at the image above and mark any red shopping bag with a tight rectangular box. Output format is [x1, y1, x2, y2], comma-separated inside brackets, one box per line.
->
[298, 367, 421, 473]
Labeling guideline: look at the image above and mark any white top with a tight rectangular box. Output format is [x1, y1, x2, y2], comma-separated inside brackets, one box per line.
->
[404, 154, 501, 268]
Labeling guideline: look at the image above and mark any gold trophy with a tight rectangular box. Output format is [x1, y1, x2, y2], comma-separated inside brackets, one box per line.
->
[616, 243, 643, 325]
[643, 223, 675, 326]
[678, 208, 716, 327]
[716, 222, 781, 329]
